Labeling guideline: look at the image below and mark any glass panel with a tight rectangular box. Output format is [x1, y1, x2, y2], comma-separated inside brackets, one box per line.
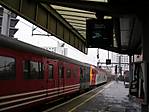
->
[48, 64, 53, 79]
[24, 60, 44, 79]
[59, 66, 64, 78]
[80, 67, 84, 80]
[73, 67, 78, 78]
[66, 68, 71, 78]
[0, 56, 16, 80]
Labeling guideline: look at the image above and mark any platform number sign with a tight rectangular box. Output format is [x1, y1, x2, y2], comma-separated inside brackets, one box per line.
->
[86, 19, 113, 48]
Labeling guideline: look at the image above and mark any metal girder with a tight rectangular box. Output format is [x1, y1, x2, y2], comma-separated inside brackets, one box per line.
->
[128, 17, 142, 54]
[40, 0, 111, 14]
[38, 0, 136, 16]
[0, 0, 87, 54]
[39, 0, 149, 16]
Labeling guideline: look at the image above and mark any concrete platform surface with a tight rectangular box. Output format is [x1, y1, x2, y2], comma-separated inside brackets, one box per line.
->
[73, 81, 141, 112]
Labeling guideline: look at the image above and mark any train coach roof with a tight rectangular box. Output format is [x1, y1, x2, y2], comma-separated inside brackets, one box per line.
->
[0, 34, 89, 67]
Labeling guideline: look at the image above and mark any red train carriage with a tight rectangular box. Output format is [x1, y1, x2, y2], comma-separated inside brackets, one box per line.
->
[0, 34, 108, 112]
[0, 35, 81, 111]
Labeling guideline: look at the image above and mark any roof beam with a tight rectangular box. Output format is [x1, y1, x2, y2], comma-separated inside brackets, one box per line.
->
[58, 12, 95, 19]
[51, 5, 95, 15]
[67, 20, 86, 26]
[39, 0, 149, 16]
[0, 0, 87, 54]
[40, 0, 110, 14]
[62, 16, 87, 22]
[62, 15, 87, 21]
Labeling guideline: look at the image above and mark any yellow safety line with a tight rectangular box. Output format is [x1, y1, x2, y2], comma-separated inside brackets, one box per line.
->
[68, 82, 113, 112]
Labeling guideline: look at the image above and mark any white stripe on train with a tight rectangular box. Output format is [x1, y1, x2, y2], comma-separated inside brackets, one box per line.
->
[0, 84, 80, 100]
[0, 84, 80, 111]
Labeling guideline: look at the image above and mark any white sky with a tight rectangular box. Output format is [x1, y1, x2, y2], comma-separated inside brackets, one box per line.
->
[14, 16, 111, 66]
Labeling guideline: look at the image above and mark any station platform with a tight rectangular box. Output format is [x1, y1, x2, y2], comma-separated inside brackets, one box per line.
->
[71, 81, 141, 112]
[44, 81, 142, 112]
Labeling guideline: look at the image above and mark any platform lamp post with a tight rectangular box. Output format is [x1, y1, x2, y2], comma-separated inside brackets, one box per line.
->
[106, 51, 111, 65]
[119, 54, 122, 76]
[1, 8, 10, 36]
[108, 50, 109, 59]
[97, 48, 100, 67]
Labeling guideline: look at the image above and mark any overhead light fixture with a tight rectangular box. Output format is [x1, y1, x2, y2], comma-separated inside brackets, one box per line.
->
[81, 0, 108, 3]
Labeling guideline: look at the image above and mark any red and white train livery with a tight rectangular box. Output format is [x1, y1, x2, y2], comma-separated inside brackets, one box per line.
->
[0, 34, 107, 112]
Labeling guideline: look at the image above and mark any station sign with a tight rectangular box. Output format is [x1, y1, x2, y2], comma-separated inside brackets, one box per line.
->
[86, 18, 113, 48]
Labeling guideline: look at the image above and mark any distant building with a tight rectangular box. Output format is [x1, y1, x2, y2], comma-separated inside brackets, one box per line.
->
[43, 42, 68, 56]
[44, 46, 68, 56]
[111, 53, 129, 75]
[134, 54, 143, 62]
[0, 7, 19, 37]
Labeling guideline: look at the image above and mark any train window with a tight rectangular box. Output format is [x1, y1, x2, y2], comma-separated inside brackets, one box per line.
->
[66, 68, 71, 78]
[86, 67, 90, 81]
[0, 56, 16, 80]
[59, 66, 64, 78]
[73, 67, 78, 78]
[24, 60, 44, 80]
[80, 67, 84, 80]
[48, 64, 53, 79]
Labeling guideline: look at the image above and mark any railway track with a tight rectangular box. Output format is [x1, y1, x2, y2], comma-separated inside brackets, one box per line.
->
[40, 82, 111, 112]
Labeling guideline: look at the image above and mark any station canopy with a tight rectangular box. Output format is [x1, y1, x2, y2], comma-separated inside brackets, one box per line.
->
[51, 4, 97, 39]
[49, 0, 143, 55]
[0, 0, 144, 55]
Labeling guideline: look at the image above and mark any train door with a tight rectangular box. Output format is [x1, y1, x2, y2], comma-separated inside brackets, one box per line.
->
[80, 66, 84, 90]
[58, 61, 65, 96]
[46, 59, 58, 100]
[64, 63, 71, 86]
[64, 63, 79, 95]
